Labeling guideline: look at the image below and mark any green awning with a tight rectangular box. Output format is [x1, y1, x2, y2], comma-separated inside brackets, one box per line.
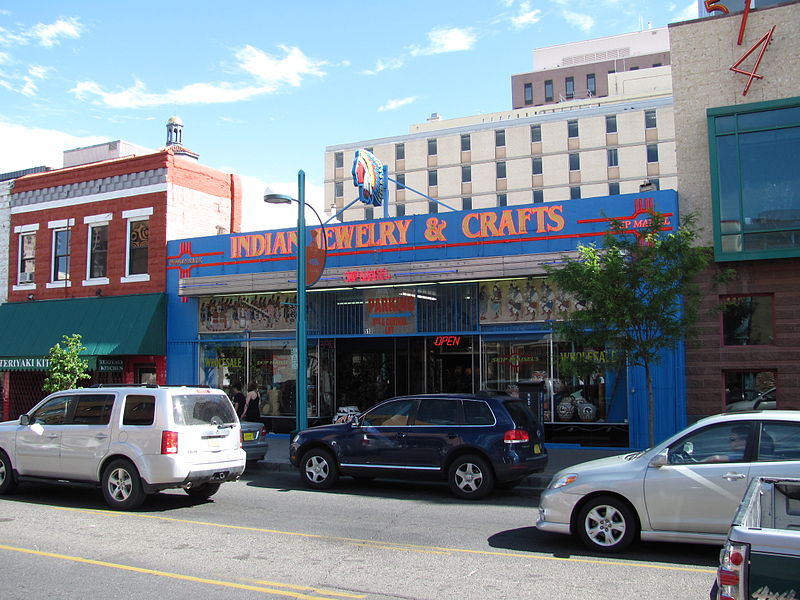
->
[0, 293, 165, 369]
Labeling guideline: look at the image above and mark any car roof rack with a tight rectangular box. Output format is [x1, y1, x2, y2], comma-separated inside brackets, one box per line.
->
[89, 383, 159, 388]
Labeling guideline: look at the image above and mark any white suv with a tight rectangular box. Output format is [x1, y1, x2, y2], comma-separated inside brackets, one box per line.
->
[0, 385, 246, 510]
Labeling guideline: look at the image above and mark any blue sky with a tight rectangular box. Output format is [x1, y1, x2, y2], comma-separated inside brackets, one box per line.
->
[0, 1, 697, 228]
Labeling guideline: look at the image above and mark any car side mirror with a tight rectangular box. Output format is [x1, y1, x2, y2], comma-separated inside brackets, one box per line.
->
[19, 414, 30, 426]
[649, 449, 669, 468]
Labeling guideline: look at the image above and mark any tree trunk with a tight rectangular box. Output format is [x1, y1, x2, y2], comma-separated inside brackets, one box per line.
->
[645, 362, 654, 448]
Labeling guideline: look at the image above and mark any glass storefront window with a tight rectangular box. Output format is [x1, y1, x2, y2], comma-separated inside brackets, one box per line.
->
[199, 342, 245, 392]
[724, 370, 775, 409]
[721, 295, 774, 345]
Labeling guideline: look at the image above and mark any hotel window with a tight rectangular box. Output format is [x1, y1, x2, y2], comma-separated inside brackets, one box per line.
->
[428, 170, 438, 187]
[606, 114, 617, 133]
[461, 165, 471, 183]
[461, 134, 471, 152]
[427, 138, 437, 155]
[544, 80, 553, 102]
[496, 161, 506, 179]
[530, 124, 542, 142]
[365, 207, 374, 220]
[335, 181, 343, 197]
[645, 110, 657, 129]
[587, 73, 596, 96]
[17, 229, 36, 285]
[609, 182, 620, 195]
[569, 153, 580, 171]
[427, 201, 438, 214]
[497, 193, 507, 207]
[334, 152, 344, 168]
[84, 214, 111, 281]
[646, 144, 659, 163]
[532, 156, 543, 175]
[123, 207, 152, 280]
[533, 189, 544, 203]
[524, 83, 533, 105]
[709, 98, 800, 260]
[395, 143, 405, 160]
[607, 148, 619, 167]
[565, 76, 574, 99]
[396, 173, 405, 189]
[396, 203, 405, 217]
[495, 129, 506, 147]
[722, 295, 774, 346]
[567, 120, 579, 138]
[462, 197, 472, 211]
[570, 186, 581, 200]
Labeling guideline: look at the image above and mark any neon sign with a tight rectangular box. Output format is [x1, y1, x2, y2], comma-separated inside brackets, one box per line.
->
[433, 335, 462, 347]
[344, 268, 392, 283]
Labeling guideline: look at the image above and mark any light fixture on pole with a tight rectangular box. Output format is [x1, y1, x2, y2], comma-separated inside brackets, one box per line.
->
[264, 171, 326, 432]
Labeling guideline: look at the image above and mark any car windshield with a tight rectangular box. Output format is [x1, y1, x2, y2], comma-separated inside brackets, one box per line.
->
[172, 394, 237, 426]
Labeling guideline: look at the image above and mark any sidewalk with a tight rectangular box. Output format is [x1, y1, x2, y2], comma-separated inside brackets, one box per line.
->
[261, 434, 626, 490]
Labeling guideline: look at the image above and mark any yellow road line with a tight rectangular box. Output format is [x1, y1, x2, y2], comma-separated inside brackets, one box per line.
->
[348, 541, 449, 554]
[0, 543, 353, 599]
[42, 505, 715, 574]
[244, 580, 366, 598]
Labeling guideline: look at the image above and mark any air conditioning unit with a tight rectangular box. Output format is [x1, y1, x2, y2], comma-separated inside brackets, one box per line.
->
[18, 272, 34, 284]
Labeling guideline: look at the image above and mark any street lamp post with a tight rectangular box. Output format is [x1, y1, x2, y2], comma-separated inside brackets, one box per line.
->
[264, 170, 326, 432]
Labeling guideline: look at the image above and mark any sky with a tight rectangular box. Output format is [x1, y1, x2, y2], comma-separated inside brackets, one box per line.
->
[0, 1, 698, 229]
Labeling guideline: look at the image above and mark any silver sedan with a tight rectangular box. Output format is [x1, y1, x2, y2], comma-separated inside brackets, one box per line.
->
[536, 411, 800, 552]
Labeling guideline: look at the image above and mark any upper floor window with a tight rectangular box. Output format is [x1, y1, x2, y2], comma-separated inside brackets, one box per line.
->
[645, 110, 657, 129]
[531, 124, 542, 143]
[334, 152, 344, 168]
[334, 181, 343, 198]
[84, 213, 110, 281]
[497, 193, 507, 207]
[49, 219, 74, 284]
[606, 114, 617, 133]
[569, 153, 580, 171]
[709, 99, 800, 260]
[428, 170, 438, 187]
[722, 295, 774, 346]
[565, 76, 574, 99]
[496, 161, 506, 179]
[495, 129, 506, 147]
[609, 182, 620, 196]
[461, 165, 471, 183]
[533, 189, 544, 204]
[544, 80, 553, 102]
[524, 83, 533, 105]
[395, 143, 405, 160]
[646, 144, 659, 163]
[462, 197, 472, 211]
[396, 173, 405, 189]
[587, 73, 596, 97]
[461, 134, 471, 152]
[607, 148, 619, 167]
[123, 207, 152, 280]
[427, 201, 438, 214]
[570, 186, 581, 200]
[395, 203, 405, 217]
[532, 157, 543, 175]
[427, 138, 437, 155]
[567, 120, 579, 138]
[365, 206, 374, 220]
[16, 226, 37, 285]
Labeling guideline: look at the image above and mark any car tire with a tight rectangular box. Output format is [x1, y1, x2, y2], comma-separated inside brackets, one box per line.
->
[576, 495, 637, 552]
[300, 448, 339, 490]
[448, 454, 495, 500]
[101, 459, 146, 510]
[0, 449, 17, 495]
[185, 482, 221, 499]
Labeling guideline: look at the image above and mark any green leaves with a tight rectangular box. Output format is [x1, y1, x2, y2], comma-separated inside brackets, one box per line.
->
[43, 333, 91, 393]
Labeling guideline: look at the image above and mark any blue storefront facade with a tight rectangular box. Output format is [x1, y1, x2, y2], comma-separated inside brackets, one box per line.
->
[166, 190, 686, 448]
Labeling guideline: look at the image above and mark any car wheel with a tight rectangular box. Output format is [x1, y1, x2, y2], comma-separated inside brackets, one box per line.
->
[576, 495, 637, 552]
[185, 482, 221, 499]
[101, 459, 146, 510]
[300, 448, 339, 490]
[0, 449, 17, 494]
[448, 454, 494, 500]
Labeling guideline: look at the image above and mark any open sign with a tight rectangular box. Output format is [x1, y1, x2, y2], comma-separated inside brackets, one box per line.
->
[434, 335, 462, 347]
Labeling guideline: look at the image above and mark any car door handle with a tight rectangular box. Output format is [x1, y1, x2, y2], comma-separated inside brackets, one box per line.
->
[46, 434, 59, 439]
[95, 433, 110, 440]
[723, 472, 746, 481]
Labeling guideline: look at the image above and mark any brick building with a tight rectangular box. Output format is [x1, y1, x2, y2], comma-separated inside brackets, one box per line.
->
[0, 120, 243, 419]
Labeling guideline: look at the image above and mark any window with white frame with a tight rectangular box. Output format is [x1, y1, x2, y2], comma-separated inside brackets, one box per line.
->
[123, 207, 152, 281]
[84, 213, 111, 283]
[48, 219, 74, 285]
[16, 224, 37, 286]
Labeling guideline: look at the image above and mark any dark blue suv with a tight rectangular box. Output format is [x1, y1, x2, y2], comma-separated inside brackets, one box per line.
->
[289, 393, 548, 499]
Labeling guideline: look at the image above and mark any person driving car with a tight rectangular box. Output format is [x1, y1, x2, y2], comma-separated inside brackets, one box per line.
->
[702, 425, 749, 463]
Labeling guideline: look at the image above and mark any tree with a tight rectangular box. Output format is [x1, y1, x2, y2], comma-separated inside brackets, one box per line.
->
[43, 333, 91, 393]
[544, 211, 712, 447]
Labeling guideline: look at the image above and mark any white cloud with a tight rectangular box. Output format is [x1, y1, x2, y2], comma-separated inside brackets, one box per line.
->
[672, 2, 699, 22]
[362, 57, 405, 76]
[378, 96, 418, 112]
[239, 175, 328, 232]
[562, 10, 594, 33]
[409, 27, 476, 56]
[511, 2, 543, 28]
[0, 120, 107, 172]
[29, 17, 83, 47]
[71, 45, 326, 108]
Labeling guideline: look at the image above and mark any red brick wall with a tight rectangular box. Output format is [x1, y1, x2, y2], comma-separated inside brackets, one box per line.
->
[686, 259, 800, 417]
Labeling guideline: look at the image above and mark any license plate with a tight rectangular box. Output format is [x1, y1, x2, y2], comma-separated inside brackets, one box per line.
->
[533, 444, 541, 454]
[243, 432, 255, 441]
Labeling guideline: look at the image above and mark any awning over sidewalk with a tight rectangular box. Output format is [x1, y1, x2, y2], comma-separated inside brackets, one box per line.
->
[0, 293, 166, 370]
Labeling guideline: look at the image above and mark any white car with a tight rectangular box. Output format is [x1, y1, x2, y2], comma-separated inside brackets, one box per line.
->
[0, 385, 246, 510]
[536, 411, 800, 552]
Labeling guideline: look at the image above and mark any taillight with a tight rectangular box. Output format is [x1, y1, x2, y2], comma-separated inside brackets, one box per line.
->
[259, 426, 267, 439]
[504, 429, 530, 444]
[161, 431, 178, 454]
[717, 542, 748, 600]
